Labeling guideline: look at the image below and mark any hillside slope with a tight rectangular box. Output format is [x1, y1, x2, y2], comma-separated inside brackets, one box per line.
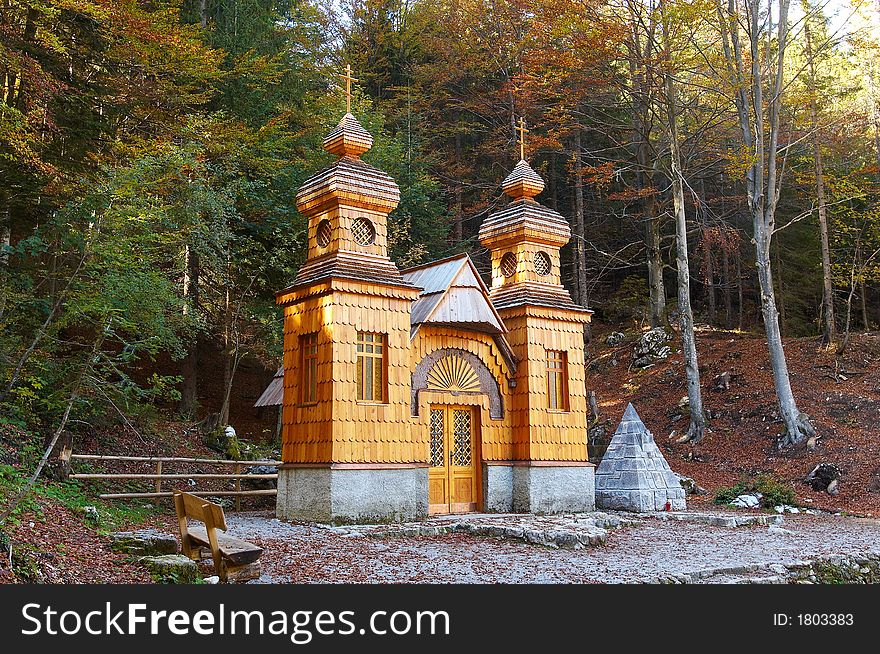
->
[585, 328, 880, 516]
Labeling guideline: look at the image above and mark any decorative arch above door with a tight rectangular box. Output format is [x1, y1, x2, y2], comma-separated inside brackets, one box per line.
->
[411, 348, 503, 419]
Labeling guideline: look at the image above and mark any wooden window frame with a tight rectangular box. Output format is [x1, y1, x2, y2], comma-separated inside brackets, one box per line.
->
[546, 349, 569, 412]
[299, 332, 319, 405]
[356, 331, 388, 404]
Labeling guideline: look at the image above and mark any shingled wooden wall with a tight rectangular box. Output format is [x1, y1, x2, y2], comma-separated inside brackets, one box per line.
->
[280, 280, 420, 463]
[500, 306, 590, 462]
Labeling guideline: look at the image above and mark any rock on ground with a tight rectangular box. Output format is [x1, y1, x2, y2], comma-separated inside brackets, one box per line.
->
[142, 554, 199, 584]
[632, 327, 672, 368]
[109, 529, 178, 556]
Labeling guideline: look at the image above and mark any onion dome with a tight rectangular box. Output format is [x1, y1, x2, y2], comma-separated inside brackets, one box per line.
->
[501, 159, 546, 199]
[322, 112, 374, 158]
[296, 113, 398, 215]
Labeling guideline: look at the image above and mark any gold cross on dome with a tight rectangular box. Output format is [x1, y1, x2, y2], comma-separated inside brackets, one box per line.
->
[516, 116, 529, 161]
[339, 64, 359, 113]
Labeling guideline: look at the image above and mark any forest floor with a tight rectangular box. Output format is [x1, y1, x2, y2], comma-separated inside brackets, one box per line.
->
[585, 327, 880, 517]
[1, 330, 878, 583]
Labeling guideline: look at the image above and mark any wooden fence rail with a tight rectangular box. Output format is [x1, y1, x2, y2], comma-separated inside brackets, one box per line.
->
[64, 453, 282, 509]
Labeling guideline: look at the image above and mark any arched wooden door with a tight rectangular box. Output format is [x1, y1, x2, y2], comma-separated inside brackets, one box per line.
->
[428, 405, 479, 514]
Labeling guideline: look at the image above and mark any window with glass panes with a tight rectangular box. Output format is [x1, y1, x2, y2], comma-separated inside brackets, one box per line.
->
[300, 333, 318, 403]
[356, 332, 386, 402]
[546, 350, 568, 410]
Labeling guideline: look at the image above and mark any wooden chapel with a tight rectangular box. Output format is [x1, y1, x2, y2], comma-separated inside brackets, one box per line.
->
[269, 71, 594, 522]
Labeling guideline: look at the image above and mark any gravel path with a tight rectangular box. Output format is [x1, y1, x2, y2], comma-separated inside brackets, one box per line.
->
[226, 511, 880, 584]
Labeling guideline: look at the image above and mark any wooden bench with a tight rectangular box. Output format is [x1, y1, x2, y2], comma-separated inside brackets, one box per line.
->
[173, 491, 263, 583]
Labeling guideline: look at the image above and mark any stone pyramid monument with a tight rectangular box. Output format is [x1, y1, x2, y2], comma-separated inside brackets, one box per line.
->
[595, 403, 686, 512]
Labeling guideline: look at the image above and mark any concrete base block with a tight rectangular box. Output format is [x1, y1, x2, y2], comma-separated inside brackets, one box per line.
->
[512, 465, 596, 514]
[276, 466, 428, 523]
[596, 487, 686, 512]
[482, 465, 514, 513]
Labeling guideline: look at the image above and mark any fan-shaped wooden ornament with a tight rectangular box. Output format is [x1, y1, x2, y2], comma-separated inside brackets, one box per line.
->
[426, 355, 481, 393]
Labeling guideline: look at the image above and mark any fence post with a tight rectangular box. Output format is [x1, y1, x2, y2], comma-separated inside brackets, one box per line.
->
[234, 463, 241, 512]
[155, 460, 162, 494]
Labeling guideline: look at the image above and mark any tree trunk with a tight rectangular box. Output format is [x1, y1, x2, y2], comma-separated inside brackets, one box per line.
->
[199, 0, 208, 28]
[573, 131, 588, 307]
[719, 0, 813, 446]
[704, 236, 716, 325]
[626, 18, 666, 327]
[756, 230, 813, 447]
[737, 248, 744, 331]
[220, 278, 233, 426]
[180, 245, 200, 417]
[813, 142, 834, 342]
[453, 132, 463, 244]
[646, 202, 666, 326]
[0, 195, 10, 321]
[664, 51, 705, 443]
[861, 281, 869, 330]
[774, 238, 786, 337]
[805, 21, 835, 344]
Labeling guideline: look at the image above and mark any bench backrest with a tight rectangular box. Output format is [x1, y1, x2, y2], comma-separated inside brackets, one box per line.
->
[174, 491, 227, 532]
[173, 490, 229, 580]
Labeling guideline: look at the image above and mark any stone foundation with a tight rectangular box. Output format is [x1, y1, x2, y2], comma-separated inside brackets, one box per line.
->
[482, 464, 515, 512]
[514, 464, 596, 514]
[595, 488, 685, 512]
[483, 463, 595, 514]
[276, 465, 428, 523]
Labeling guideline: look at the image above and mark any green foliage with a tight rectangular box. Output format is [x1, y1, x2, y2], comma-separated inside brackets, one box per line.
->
[714, 474, 797, 508]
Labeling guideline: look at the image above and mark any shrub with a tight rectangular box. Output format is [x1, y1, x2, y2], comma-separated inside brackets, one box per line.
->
[713, 474, 797, 508]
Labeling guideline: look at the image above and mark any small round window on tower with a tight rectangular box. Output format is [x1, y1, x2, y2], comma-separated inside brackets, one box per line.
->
[534, 251, 552, 276]
[500, 252, 517, 278]
[316, 219, 332, 248]
[351, 217, 376, 246]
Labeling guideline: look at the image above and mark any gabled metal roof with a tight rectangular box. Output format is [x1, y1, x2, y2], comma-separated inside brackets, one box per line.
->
[402, 254, 507, 335]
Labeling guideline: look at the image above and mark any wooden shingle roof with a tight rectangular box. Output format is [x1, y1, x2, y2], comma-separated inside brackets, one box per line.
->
[281, 251, 414, 295]
[254, 366, 284, 408]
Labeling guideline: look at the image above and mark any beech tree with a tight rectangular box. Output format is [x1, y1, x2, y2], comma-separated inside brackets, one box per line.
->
[714, 0, 816, 446]
[660, 0, 706, 442]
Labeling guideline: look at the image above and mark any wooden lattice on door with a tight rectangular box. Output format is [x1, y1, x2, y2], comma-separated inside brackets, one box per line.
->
[451, 410, 472, 467]
[429, 409, 444, 468]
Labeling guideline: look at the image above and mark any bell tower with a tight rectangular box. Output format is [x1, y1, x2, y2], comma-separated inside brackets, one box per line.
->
[478, 118, 595, 513]
[275, 66, 424, 523]
[291, 66, 405, 287]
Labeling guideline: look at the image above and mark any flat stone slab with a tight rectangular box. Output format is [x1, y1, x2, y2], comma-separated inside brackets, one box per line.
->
[322, 512, 637, 549]
[647, 511, 785, 528]
[109, 529, 178, 556]
[655, 552, 880, 584]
